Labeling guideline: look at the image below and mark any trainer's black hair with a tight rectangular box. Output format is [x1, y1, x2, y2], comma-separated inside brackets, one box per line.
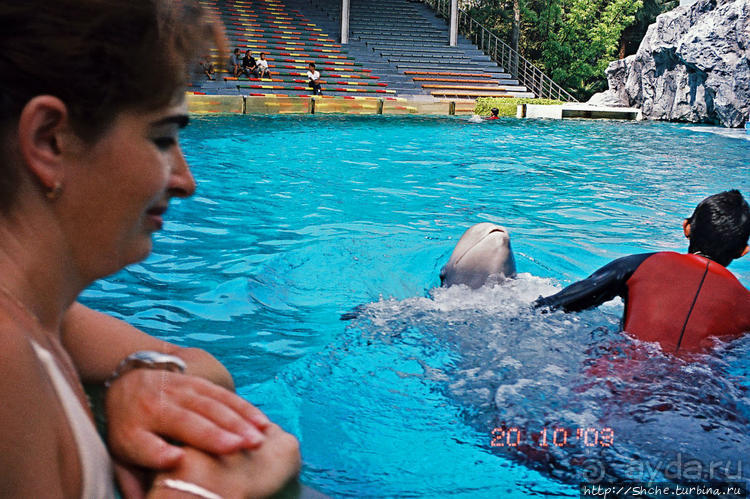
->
[309, 62, 316, 68]
[687, 190, 750, 266]
[491, 107, 499, 115]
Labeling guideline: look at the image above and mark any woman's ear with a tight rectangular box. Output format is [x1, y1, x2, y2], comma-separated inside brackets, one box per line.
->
[17, 95, 71, 194]
[682, 219, 691, 238]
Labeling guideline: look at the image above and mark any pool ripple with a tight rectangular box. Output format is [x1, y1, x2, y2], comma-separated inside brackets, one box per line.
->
[82, 115, 749, 497]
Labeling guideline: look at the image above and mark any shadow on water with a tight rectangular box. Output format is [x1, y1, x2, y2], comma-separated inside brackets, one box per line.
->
[261, 276, 749, 496]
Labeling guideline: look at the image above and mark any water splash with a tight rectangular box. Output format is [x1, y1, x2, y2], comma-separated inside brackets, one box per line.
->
[278, 276, 749, 494]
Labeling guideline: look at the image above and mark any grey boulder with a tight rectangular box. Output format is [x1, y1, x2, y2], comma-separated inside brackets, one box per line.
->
[589, 0, 750, 128]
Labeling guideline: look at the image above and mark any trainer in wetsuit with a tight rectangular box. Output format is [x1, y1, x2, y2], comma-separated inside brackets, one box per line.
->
[534, 190, 750, 353]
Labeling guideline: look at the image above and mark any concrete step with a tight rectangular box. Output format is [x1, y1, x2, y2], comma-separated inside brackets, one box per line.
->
[376, 47, 472, 55]
[356, 34, 449, 42]
[366, 41, 452, 50]
[386, 56, 475, 63]
[421, 83, 529, 92]
[237, 85, 396, 97]
[430, 88, 535, 98]
[351, 27, 444, 34]
[349, 22, 437, 29]
[395, 62, 486, 70]
[264, 0, 537, 100]
[410, 75, 519, 85]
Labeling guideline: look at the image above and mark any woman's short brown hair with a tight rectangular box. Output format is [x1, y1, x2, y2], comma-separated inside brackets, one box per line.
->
[0, 0, 222, 210]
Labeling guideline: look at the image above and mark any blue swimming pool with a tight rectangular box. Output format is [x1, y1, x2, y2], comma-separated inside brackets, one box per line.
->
[82, 115, 750, 497]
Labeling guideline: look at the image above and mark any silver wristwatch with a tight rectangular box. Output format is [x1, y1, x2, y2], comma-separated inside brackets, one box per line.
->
[105, 350, 187, 388]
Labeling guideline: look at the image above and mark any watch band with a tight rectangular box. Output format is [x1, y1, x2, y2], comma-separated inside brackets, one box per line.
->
[105, 350, 187, 388]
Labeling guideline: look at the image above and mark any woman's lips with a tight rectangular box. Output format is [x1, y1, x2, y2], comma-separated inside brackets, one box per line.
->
[146, 205, 167, 229]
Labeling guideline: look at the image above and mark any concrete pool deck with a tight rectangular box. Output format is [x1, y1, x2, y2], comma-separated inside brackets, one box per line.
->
[518, 103, 643, 121]
[187, 94, 644, 120]
[188, 94, 477, 116]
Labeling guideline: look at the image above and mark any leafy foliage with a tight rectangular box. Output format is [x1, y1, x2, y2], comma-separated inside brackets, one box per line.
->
[474, 97, 562, 116]
[464, 0, 650, 100]
[543, 0, 642, 99]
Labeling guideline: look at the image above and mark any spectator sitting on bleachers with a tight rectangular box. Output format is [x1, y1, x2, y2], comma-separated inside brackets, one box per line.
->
[306, 62, 322, 95]
[229, 48, 243, 77]
[242, 50, 259, 78]
[257, 52, 271, 79]
[199, 54, 215, 80]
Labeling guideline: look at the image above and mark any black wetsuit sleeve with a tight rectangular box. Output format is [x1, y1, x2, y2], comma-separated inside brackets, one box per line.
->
[534, 253, 654, 312]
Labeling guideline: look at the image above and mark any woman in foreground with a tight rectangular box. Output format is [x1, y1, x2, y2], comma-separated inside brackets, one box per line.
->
[0, 1, 299, 497]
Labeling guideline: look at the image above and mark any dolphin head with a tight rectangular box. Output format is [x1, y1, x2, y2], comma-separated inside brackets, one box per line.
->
[440, 223, 517, 289]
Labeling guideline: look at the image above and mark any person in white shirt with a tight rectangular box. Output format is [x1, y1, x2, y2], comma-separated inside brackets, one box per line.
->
[306, 62, 322, 95]
[257, 52, 271, 79]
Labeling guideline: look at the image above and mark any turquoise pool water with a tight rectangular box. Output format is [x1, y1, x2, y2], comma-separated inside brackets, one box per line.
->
[83, 115, 749, 497]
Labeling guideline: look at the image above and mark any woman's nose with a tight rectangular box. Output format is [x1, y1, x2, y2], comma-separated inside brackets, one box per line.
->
[168, 146, 196, 198]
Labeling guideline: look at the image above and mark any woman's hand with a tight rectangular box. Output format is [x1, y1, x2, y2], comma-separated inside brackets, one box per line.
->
[148, 424, 301, 499]
[105, 369, 271, 470]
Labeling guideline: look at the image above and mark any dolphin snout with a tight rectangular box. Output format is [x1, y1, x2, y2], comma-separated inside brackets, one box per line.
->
[441, 222, 517, 289]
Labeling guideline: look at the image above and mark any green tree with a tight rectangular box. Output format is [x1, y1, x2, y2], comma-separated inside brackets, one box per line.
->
[465, 0, 643, 100]
[540, 0, 642, 99]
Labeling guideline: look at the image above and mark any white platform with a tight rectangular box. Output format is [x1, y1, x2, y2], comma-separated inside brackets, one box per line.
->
[518, 103, 643, 121]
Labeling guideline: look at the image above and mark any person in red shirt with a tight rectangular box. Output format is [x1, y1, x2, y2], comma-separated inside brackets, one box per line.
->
[487, 107, 500, 120]
[535, 190, 750, 353]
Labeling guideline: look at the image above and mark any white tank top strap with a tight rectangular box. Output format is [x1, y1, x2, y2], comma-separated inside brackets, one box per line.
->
[30, 340, 115, 498]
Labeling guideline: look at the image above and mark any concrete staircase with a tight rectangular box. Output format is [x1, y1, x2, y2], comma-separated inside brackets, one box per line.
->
[293, 0, 534, 99]
[194, 0, 398, 98]
[192, 0, 534, 101]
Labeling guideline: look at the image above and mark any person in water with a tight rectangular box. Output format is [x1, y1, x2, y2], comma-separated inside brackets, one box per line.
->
[0, 1, 299, 497]
[535, 190, 750, 353]
[487, 107, 500, 120]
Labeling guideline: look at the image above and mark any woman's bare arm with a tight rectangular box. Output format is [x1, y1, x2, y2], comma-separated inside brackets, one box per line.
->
[61, 302, 233, 390]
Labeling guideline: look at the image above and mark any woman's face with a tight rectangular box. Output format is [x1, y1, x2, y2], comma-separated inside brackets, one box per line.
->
[61, 99, 195, 281]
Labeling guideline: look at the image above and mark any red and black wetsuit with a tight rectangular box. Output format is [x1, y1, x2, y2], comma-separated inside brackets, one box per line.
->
[535, 252, 750, 352]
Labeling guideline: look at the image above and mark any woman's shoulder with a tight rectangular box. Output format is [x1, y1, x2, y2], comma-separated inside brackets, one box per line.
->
[0, 318, 38, 366]
[0, 323, 60, 424]
[0, 325, 78, 495]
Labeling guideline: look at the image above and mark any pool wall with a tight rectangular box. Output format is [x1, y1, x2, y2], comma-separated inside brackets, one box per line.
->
[187, 94, 477, 115]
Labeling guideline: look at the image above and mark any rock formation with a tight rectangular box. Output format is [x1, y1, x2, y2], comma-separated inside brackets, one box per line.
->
[588, 0, 750, 128]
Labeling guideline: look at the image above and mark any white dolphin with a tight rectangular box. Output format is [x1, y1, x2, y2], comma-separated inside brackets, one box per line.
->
[440, 223, 517, 289]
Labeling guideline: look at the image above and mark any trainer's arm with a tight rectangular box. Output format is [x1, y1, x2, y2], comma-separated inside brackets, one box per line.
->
[533, 253, 654, 312]
[61, 302, 233, 389]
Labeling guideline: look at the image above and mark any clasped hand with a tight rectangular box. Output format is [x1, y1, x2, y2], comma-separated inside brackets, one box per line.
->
[105, 369, 300, 498]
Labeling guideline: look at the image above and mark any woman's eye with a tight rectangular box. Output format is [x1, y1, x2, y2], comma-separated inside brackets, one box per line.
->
[153, 137, 177, 149]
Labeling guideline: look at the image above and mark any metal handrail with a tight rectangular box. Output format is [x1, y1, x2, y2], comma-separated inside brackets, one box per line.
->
[422, 0, 577, 102]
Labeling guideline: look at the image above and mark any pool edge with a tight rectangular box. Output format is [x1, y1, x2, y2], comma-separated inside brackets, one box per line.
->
[186, 94, 477, 116]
